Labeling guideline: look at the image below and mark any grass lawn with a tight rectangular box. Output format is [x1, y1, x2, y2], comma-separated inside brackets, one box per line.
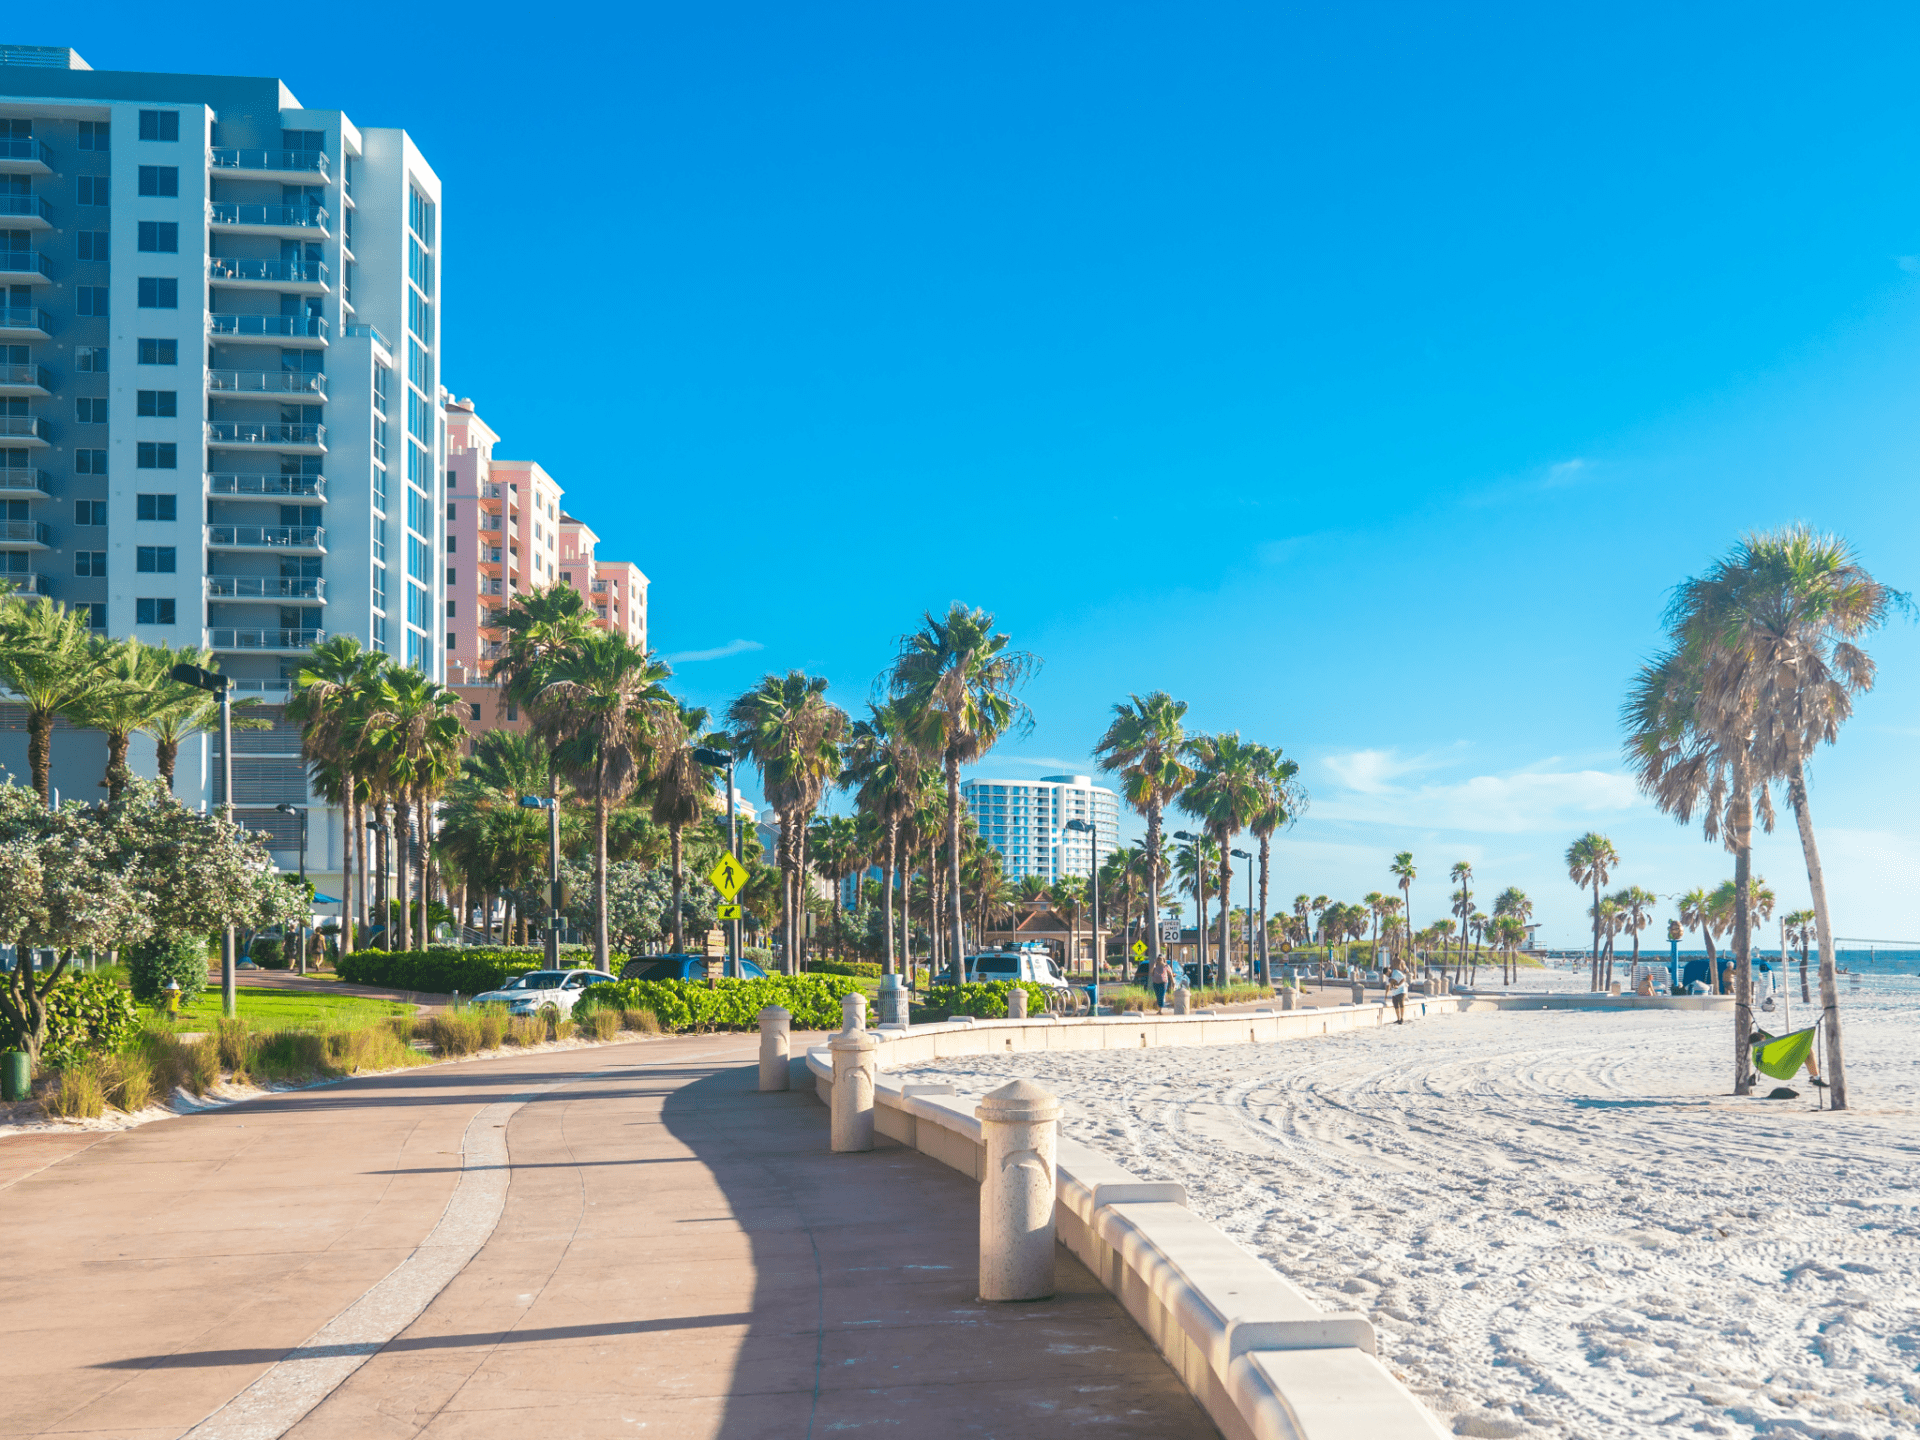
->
[158, 986, 416, 1032]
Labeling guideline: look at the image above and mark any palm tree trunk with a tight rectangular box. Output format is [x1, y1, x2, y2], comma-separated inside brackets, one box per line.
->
[669, 821, 685, 953]
[1257, 835, 1271, 986]
[157, 736, 179, 792]
[1702, 924, 1719, 990]
[798, 819, 813, 973]
[28, 708, 51, 803]
[1216, 850, 1232, 986]
[1788, 761, 1847, 1109]
[881, 822, 898, 976]
[340, 774, 356, 957]
[943, 753, 964, 988]
[1145, 803, 1163, 972]
[105, 727, 131, 801]
[1195, 865, 1208, 986]
[594, 783, 611, 970]
[394, 805, 412, 953]
[1591, 876, 1601, 990]
[1732, 785, 1755, 1097]
[1800, 934, 1811, 1004]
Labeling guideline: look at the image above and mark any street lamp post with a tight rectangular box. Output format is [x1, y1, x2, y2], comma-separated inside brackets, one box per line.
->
[275, 802, 309, 975]
[518, 795, 562, 965]
[170, 662, 236, 1018]
[1172, 831, 1206, 986]
[1064, 819, 1101, 982]
[693, 746, 739, 977]
[1231, 848, 1254, 984]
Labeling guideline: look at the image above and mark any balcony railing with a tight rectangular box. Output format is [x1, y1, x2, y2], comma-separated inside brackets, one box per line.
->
[0, 467, 51, 493]
[208, 473, 326, 499]
[0, 138, 51, 165]
[340, 323, 390, 346]
[0, 195, 49, 223]
[206, 576, 326, 601]
[0, 415, 49, 441]
[0, 519, 50, 544]
[0, 363, 50, 390]
[209, 314, 329, 341]
[0, 251, 50, 278]
[207, 369, 327, 398]
[0, 307, 50, 333]
[207, 421, 325, 447]
[483, 548, 503, 564]
[208, 202, 329, 231]
[210, 627, 324, 651]
[0, 571, 49, 596]
[209, 148, 331, 178]
[208, 257, 331, 287]
[208, 525, 325, 550]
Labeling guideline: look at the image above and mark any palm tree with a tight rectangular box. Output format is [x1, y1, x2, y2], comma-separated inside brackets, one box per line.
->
[360, 667, 466, 951]
[1053, 875, 1088, 977]
[68, 639, 162, 800]
[1490, 886, 1531, 980]
[808, 812, 866, 959]
[1447, 862, 1473, 980]
[1615, 885, 1656, 985]
[1389, 853, 1416, 961]
[1094, 692, 1194, 978]
[534, 633, 673, 969]
[1564, 832, 1619, 991]
[844, 701, 931, 976]
[1783, 908, 1816, 1003]
[647, 701, 717, 954]
[1676, 886, 1716, 988]
[1650, 526, 1897, 1108]
[728, 670, 849, 974]
[289, 637, 390, 951]
[0, 598, 102, 802]
[1017, 874, 1052, 905]
[1467, 912, 1489, 982]
[1247, 744, 1303, 984]
[1178, 732, 1266, 986]
[436, 730, 556, 942]
[887, 604, 1038, 986]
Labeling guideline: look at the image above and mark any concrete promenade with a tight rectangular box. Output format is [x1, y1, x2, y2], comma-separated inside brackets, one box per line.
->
[0, 1033, 1214, 1439]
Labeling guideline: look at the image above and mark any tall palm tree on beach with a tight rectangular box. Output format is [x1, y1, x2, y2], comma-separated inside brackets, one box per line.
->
[888, 604, 1037, 985]
[1783, 908, 1816, 1004]
[1246, 743, 1302, 984]
[1179, 732, 1266, 986]
[1389, 853, 1416, 961]
[1093, 692, 1194, 980]
[1449, 861, 1474, 979]
[1564, 833, 1618, 990]
[1616, 885, 1657, 986]
[844, 701, 930, 976]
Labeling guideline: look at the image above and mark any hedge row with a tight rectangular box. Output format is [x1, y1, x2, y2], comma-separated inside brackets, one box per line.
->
[335, 947, 554, 995]
[34, 973, 141, 1070]
[918, 981, 1055, 1019]
[804, 960, 882, 979]
[573, 974, 863, 1032]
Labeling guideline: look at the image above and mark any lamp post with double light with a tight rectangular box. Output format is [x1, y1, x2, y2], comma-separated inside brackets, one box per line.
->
[1063, 818, 1102, 981]
[170, 662, 236, 1018]
[518, 794, 562, 965]
[1231, 847, 1254, 984]
[275, 802, 309, 974]
[1172, 830, 1208, 986]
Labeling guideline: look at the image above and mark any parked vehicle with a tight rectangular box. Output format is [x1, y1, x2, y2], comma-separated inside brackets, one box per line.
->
[470, 969, 615, 1016]
[618, 954, 767, 982]
[965, 951, 1070, 992]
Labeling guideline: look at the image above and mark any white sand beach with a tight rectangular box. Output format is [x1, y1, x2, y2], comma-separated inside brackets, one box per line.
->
[900, 973, 1920, 1439]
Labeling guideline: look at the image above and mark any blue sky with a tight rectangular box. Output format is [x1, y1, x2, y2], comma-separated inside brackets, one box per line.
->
[76, 2, 1920, 944]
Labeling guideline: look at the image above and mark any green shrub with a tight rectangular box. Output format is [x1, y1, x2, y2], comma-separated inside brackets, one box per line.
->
[33, 972, 142, 1071]
[918, 981, 1054, 1020]
[126, 935, 209, 1007]
[335, 947, 549, 995]
[806, 959, 882, 978]
[573, 974, 863, 1032]
[249, 938, 287, 970]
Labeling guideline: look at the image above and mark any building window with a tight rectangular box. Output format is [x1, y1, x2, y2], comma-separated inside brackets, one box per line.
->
[136, 390, 176, 417]
[446, 534, 456, 553]
[137, 442, 177, 469]
[138, 110, 179, 142]
[74, 397, 107, 423]
[138, 338, 177, 365]
[77, 121, 108, 151]
[74, 551, 106, 576]
[137, 277, 177, 308]
[408, 188, 434, 243]
[560, 571, 572, 584]
[446, 566, 456, 585]
[469, 703, 481, 722]
[446, 500, 456, 520]
[447, 631, 456, 653]
[136, 597, 176, 625]
[136, 166, 179, 197]
[77, 175, 108, 205]
[77, 602, 106, 631]
[136, 493, 177, 521]
[76, 230, 109, 261]
[75, 346, 107, 373]
[136, 546, 176, 573]
[78, 286, 108, 316]
[74, 500, 105, 526]
[445, 599, 456, 618]
[75, 448, 106, 474]
[372, 614, 388, 652]
[137, 221, 178, 253]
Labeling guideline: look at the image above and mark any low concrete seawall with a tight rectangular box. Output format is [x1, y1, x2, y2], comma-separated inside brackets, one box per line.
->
[804, 1010, 1450, 1440]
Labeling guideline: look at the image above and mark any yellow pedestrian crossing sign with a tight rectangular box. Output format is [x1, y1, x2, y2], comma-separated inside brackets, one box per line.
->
[709, 853, 749, 898]
[1132, 940, 1147, 957]
[717, 903, 742, 921]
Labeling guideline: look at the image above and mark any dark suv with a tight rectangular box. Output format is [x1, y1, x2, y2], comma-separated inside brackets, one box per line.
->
[618, 953, 768, 981]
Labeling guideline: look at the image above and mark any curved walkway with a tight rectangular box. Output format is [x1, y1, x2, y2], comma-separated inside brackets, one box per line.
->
[0, 1034, 1212, 1439]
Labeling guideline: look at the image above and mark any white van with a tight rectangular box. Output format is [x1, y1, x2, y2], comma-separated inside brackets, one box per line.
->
[965, 951, 1071, 992]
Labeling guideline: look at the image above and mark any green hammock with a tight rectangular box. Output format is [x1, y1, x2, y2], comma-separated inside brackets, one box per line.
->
[1752, 1026, 1818, 1081]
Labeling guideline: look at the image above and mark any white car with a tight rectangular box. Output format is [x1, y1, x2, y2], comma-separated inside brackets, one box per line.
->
[471, 969, 614, 1017]
[965, 951, 1072, 993]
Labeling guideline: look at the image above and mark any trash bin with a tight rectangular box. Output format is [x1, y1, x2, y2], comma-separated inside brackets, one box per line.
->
[2, 1051, 28, 1102]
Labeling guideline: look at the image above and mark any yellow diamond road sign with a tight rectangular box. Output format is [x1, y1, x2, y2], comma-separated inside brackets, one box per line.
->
[1132, 940, 1147, 957]
[709, 854, 749, 898]
[717, 903, 742, 920]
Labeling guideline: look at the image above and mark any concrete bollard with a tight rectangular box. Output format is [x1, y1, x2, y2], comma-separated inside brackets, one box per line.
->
[829, 1026, 878, 1152]
[1280, 988, 1295, 1011]
[876, 971, 910, 1028]
[757, 1005, 791, 1092]
[976, 1078, 1061, 1301]
[1351, 980, 1365, 1005]
[841, 990, 868, 1032]
[1007, 986, 1028, 1020]
[1171, 987, 1190, 1015]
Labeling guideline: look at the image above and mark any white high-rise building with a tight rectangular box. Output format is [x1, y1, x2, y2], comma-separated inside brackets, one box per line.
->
[0, 46, 442, 894]
[961, 774, 1120, 883]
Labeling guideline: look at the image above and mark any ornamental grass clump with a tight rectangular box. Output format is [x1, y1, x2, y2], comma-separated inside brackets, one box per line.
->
[103, 1052, 155, 1112]
[475, 1004, 508, 1049]
[323, 1020, 424, 1074]
[251, 1029, 327, 1082]
[430, 1012, 486, 1058]
[585, 1009, 620, 1042]
[214, 1017, 255, 1077]
[622, 1008, 661, 1035]
[44, 1059, 106, 1119]
[184, 1036, 221, 1096]
[507, 1015, 545, 1047]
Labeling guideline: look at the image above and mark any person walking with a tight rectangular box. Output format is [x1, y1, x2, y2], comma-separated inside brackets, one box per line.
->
[1386, 961, 1408, 1025]
[1149, 955, 1171, 1012]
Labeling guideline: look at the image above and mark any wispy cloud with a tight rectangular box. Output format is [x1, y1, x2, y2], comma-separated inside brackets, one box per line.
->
[991, 756, 1091, 771]
[663, 638, 765, 664]
[1463, 457, 1600, 509]
[1313, 747, 1641, 832]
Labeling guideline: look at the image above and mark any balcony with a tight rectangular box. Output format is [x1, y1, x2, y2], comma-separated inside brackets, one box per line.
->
[206, 370, 327, 400]
[208, 148, 331, 181]
[0, 194, 51, 228]
[0, 415, 50, 446]
[206, 576, 327, 603]
[0, 467, 51, 497]
[208, 257, 330, 293]
[207, 202, 329, 238]
[481, 547, 504, 565]
[206, 421, 326, 454]
[0, 519, 51, 548]
[340, 323, 389, 348]
[208, 525, 326, 553]
[209, 313, 328, 347]
[210, 627, 324, 654]
[208, 473, 326, 502]
[0, 138, 52, 174]
[0, 571, 50, 596]
[0, 251, 51, 283]
[0, 363, 50, 397]
[0, 307, 49, 340]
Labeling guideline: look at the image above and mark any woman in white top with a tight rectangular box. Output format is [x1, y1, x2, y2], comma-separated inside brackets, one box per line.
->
[1385, 965, 1408, 1025]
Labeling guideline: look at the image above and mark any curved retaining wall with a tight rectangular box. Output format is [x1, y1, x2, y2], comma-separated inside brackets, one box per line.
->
[805, 1004, 1451, 1440]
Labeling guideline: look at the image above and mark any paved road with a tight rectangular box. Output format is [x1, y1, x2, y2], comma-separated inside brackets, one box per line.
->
[1, 1034, 1214, 1439]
